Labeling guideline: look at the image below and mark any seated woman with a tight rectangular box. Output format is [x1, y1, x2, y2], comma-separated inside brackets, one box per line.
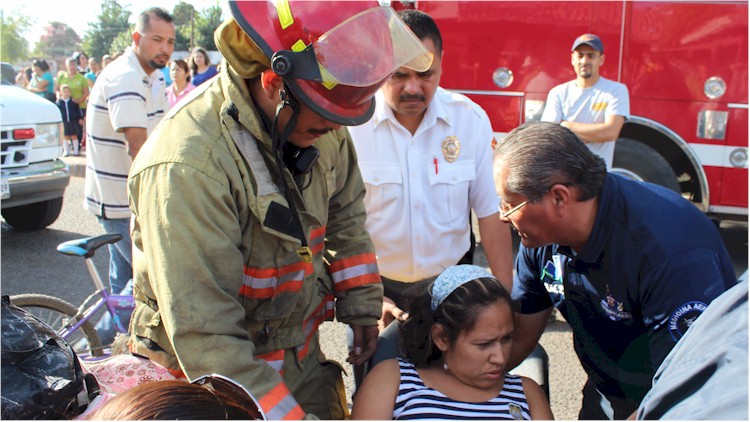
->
[352, 265, 553, 420]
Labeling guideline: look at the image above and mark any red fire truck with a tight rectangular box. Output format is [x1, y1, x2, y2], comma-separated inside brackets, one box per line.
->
[397, 0, 748, 222]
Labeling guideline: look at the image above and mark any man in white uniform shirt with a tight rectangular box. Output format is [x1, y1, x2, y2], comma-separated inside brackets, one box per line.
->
[348, 10, 513, 355]
[83, 7, 174, 345]
[541, 33, 630, 169]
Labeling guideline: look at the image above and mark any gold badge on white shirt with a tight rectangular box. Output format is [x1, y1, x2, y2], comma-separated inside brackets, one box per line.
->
[441, 136, 460, 162]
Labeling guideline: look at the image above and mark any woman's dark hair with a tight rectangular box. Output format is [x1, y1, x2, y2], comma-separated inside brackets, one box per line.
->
[32, 59, 49, 72]
[72, 51, 88, 67]
[86, 380, 258, 420]
[189, 47, 211, 74]
[171, 59, 191, 82]
[400, 277, 513, 367]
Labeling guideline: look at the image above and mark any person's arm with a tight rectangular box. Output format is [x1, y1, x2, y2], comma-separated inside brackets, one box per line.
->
[508, 246, 556, 369]
[323, 129, 383, 365]
[642, 246, 732, 373]
[108, 73, 152, 159]
[378, 296, 405, 331]
[349, 324, 379, 366]
[351, 359, 400, 420]
[28, 77, 49, 93]
[521, 376, 554, 420]
[508, 309, 551, 370]
[121, 127, 148, 159]
[540, 87, 563, 123]
[129, 159, 306, 420]
[563, 82, 629, 143]
[55, 72, 63, 94]
[468, 103, 514, 288]
[562, 114, 625, 144]
[75, 83, 90, 106]
[477, 214, 514, 290]
[37, 77, 50, 91]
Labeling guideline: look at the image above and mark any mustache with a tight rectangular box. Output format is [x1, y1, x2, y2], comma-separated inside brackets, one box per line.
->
[400, 93, 426, 102]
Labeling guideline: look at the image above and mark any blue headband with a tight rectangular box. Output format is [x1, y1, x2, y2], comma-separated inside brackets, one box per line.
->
[430, 265, 494, 312]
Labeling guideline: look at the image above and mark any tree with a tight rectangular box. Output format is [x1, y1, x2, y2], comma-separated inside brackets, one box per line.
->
[33, 22, 81, 60]
[109, 25, 134, 57]
[0, 11, 33, 63]
[173, 1, 196, 27]
[82, 0, 131, 61]
[193, 5, 224, 52]
[172, 2, 196, 51]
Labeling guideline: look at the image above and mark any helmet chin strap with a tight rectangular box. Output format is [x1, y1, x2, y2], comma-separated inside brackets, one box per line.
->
[271, 84, 299, 155]
[270, 84, 312, 262]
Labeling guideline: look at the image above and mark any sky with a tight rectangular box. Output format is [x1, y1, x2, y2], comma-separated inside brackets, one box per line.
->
[2, 0, 232, 49]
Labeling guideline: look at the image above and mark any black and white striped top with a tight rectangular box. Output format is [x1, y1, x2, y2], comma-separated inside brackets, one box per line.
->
[393, 358, 531, 420]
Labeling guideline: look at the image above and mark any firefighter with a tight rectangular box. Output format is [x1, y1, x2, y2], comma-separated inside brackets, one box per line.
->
[126, 1, 433, 419]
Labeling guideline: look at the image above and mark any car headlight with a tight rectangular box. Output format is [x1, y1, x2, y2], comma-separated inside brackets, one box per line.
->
[33, 123, 61, 148]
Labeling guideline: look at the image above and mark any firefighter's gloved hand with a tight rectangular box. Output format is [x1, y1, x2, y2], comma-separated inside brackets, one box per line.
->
[346, 324, 378, 366]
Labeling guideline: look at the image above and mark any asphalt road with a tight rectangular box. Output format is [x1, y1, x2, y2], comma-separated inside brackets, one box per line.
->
[2, 153, 747, 419]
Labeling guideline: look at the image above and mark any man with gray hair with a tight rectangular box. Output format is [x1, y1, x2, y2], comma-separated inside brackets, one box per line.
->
[84, 7, 175, 345]
[493, 122, 736, 419]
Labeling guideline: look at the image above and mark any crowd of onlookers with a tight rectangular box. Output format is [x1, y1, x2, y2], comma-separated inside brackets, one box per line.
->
[12, 47, 219, 156]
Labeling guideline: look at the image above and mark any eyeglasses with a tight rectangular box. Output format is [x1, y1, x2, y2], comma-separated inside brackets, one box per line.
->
[192, 374, 267, 420]
[499, 199, 529, 219]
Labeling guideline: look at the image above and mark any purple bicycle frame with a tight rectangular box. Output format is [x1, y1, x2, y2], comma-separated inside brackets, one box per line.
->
[60, 289, 135, 341]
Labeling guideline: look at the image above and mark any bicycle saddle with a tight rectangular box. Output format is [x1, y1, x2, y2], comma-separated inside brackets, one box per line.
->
[57, 234, 123, 258]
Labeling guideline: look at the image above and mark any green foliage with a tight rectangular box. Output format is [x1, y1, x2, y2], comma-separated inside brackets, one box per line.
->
[164, 2, 225, 52]
[110, 25, 135, 56]
[82, 0, 131, 62]
[193, 5, 223, 52]
[0, 12, 33, 63]
[173, 2, 197, 51]
[33, 22, 81, 60]
[173, 2, 196, 27]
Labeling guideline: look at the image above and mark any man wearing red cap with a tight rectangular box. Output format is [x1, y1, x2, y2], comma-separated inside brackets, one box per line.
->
[126, 1, 433, 419]
[541, 33, 630, 169]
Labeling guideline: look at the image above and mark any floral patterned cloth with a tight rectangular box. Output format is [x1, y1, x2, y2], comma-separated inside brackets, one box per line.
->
[81, 354, 178, 394]
[75, 354, 179, 419]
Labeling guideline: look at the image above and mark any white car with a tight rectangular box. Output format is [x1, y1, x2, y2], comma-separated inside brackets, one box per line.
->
[1, 65, 69, 230]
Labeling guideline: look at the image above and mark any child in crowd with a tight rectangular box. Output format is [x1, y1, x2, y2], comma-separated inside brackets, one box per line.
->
[352, 265, 553, 420]
[56, 85, 83, 156]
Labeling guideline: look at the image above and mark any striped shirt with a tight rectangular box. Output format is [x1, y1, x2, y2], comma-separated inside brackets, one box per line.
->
[394, 358, 531, 420]
[83, 47, 167, 219]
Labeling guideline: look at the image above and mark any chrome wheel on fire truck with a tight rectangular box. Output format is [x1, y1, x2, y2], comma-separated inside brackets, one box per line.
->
[613, 138, 681, 193]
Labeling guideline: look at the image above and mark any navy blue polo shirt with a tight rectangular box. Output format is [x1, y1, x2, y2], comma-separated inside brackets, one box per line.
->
[514, 173, 736, 408]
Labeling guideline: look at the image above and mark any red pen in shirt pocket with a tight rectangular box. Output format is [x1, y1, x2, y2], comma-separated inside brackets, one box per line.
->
[433, 156, 439, 175]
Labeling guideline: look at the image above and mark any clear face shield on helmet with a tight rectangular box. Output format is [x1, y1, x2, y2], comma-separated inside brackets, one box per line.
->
[270, 6, 433, 88]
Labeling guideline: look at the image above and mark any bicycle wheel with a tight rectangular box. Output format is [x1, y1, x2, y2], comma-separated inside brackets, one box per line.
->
[10, 294, 105, 357]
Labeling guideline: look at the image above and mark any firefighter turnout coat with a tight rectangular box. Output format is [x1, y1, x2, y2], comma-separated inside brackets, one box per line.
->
[127, 63, 383, 419]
